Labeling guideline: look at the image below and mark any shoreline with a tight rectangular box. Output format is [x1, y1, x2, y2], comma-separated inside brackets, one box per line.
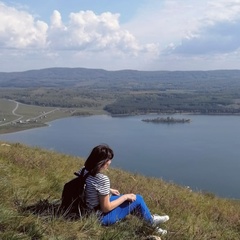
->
[2, 111, 240, 134]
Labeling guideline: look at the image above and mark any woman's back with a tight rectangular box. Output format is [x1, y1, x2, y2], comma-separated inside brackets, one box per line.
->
[85, 172, 110, 210]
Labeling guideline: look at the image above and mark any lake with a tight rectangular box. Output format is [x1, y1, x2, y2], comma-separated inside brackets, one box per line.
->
[0, 114, 240, 199]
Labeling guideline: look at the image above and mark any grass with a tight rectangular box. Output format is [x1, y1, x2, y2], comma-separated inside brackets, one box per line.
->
[0, 142, 240, 239]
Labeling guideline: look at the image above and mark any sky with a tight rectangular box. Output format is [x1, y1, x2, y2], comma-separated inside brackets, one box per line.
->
[1, 0, 240, 72]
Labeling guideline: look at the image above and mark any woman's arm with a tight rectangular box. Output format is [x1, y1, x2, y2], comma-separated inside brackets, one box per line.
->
[110, 188, 120, 196]
[99, 193, 136, 213]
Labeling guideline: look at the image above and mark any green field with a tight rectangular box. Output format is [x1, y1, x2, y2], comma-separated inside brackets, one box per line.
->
[0, 99, 106, 134]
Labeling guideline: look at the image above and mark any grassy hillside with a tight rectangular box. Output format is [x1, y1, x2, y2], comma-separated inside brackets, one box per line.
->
[0, 142, 240, 240]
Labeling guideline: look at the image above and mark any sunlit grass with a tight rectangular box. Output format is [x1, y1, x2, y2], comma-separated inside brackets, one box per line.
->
[0, 142, 240, 239]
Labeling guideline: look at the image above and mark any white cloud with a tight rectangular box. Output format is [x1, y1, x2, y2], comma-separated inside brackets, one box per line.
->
[48, 10, 146, 55]
[0, 2, 48, 49]
[167, 0, 240, 56]
[126, 0, 240, 56]
[124, 1, 206, 48]
[0, 2, 161, 71]
[1, 0, 240, 71]
[51, 10, 64, 29]
[0, 3, 154, 55]
[206, 0, 240, 23]
[172, 20, 240, 55]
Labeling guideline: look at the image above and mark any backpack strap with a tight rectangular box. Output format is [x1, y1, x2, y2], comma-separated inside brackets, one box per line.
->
[81, 168, 90, 181]
[74, 167, 90, 180]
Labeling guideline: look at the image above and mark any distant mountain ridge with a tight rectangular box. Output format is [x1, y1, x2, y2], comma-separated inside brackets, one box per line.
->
[1, 67, 240, 88]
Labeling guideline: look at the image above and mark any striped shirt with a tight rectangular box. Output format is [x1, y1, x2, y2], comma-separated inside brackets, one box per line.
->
[83, 170, 110, 210]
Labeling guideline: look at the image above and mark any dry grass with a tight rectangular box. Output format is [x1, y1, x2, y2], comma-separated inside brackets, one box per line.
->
[0, 142, 240, 239]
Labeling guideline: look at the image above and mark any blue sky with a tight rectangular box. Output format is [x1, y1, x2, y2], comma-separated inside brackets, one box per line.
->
[1, 0, 240, 72]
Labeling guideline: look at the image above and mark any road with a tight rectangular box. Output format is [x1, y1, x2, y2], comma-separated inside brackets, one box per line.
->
[0, 100, 59, 127]
[0, 100, 23, 126]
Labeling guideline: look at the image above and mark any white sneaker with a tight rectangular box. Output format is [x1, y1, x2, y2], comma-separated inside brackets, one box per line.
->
[156, 227, 168, 235]
[152, 214, 169, 227]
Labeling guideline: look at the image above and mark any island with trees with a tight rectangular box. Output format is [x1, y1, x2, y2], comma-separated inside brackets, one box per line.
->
[142, 116, 191, 124]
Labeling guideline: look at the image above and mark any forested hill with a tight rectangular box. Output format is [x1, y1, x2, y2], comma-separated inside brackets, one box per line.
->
[1, 68, 240, 115]
[1, 67, 240, 90]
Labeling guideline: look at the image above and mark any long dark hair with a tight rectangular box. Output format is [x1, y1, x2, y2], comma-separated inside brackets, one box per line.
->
[84, 144, 114, 176]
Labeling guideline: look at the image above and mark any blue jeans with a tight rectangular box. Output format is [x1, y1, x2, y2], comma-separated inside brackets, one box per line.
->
[100, 194, 153, 226]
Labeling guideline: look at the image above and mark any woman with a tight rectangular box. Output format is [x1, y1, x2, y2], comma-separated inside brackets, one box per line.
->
[76, 144, 169, 235]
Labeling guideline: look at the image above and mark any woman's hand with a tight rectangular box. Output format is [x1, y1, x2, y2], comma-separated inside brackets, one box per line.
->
[99, 193, 136, 213]
[110, 188, 120, 196]
[124, 193, 136, 202]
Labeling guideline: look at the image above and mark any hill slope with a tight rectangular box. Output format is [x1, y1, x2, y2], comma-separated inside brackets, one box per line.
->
[0, 142, 240, 239]
[1, 67, 240, 90]
[1, 68, 240, 117]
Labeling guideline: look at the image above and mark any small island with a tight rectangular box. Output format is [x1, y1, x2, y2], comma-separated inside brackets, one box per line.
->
[142, 116, 191, 124]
